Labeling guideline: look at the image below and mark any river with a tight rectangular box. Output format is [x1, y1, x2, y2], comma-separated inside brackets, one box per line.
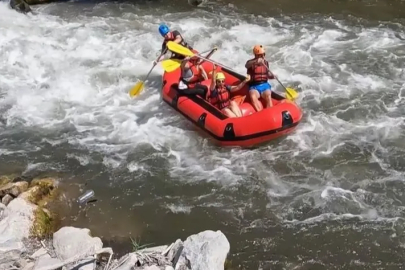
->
[1, 0, 405, 269]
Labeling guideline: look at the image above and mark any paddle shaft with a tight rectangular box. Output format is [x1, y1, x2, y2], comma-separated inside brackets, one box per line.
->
[200, 54, 286, 91]
[145, 62, 157, 81]
[129, 53, 163, 97]
[261, 63, 289, 92]
[144, 52, 165, 82]
[198, 48, 218, 65]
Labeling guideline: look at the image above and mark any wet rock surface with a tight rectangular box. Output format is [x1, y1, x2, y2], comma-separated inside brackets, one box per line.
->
[0, 175, 231, 270]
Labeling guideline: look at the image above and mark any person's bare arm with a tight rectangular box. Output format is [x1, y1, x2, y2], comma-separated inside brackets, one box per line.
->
[230, 75, 251, 91]
[199, 65, 208, 80]
[210, 65, 217, 91]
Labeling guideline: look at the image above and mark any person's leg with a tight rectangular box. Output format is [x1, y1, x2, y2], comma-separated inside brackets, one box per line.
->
[249, 87, 263, 112]
[229, 100, 242, 117]
[257, 82, 273, 108]
[179, 84, 207, 98]
[222, 107, 237, 118]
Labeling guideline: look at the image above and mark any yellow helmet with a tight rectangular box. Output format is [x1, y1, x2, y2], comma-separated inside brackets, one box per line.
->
[215, 72, 225, 80]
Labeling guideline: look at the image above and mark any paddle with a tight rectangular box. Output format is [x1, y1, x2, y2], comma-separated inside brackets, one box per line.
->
[161, 48, 218, 73]
[197, 47, 218, 65]
[129, 54, 162, 97]
[166, 41, 299, 101]
[263, 65, 298, 101]
[161, 59, 182, 73]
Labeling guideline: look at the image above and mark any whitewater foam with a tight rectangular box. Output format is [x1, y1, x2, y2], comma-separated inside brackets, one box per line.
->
[1, 2, 405, 228]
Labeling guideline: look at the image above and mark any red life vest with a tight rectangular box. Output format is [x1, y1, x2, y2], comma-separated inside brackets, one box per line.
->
[181, 62, 202, 86]
[210, 85, 231, 110]
[247, 59, 269, 83]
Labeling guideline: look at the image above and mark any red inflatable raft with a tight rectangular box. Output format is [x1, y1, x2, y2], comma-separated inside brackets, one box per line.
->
[161, 60, 303, 147]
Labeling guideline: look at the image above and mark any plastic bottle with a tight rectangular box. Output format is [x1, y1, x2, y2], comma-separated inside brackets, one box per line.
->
[77, 190, 95, 204]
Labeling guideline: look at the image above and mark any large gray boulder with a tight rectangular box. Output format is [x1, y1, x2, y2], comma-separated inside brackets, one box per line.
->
[175, 230, 230, 270]
[53, 226, 103, 261]
[0, 198, 36, 253]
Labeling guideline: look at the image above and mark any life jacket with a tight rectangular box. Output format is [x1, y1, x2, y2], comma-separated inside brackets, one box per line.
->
[209, 85, 231, 110]
[181, 62, 202, 85]
[247, 59, 269, 84]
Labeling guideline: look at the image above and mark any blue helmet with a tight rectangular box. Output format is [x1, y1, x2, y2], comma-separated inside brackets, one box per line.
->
[158, 24, 170, 37]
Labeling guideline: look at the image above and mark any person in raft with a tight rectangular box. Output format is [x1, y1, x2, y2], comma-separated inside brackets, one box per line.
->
[154, 24, 193, 64]
[177, 55, 209, 98]
[208, 65, 250, 118]
[245, 44, 277, 112]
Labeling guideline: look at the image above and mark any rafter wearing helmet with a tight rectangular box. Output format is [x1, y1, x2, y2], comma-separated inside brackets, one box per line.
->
[207, 64, 250, 118]
[244, 45, 277, 112]
[154, 23, 194, 64]
[176, 55, 209, 99]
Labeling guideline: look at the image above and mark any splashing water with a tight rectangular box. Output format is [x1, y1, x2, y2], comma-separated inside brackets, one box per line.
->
[1, 1, 405, 268]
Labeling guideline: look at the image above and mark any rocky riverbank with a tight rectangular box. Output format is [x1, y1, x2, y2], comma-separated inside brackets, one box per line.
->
[0, 175, 232, 270]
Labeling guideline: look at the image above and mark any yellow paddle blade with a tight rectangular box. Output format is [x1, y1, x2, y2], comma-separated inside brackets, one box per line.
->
[285, 87, 298, 101]
[167, 41, 195, 57]
[161, 59, 181, 72]
[129, 81, 144, 97]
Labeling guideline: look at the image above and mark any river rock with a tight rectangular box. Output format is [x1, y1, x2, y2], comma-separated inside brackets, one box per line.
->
[0, 181, 29, 197]
[25, 0, 52, 4]
[0, 203, 6, 218]
[188, 0, 203, 6]
[0, 175, 13, 186]
[33, 253, 63, 270]
[0, 198, 36, 253]
[18, 186, 42, 203]
[141, 245, 169, 254]
[165, 239, 184, 264]
[52, 227, 103, 264]
[112, 253, 139, 270]
[174, 230, 230, 270]
[141, 266, 162, 270]
[2, 194, 13, 206]
[30, 177, 57, 189]
[9, 0, 32, 13]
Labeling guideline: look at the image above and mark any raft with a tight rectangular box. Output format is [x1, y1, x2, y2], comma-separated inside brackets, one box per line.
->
[161, 60, 303, 147]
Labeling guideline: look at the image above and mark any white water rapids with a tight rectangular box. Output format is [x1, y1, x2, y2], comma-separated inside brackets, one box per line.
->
[1, 1, 405, 267]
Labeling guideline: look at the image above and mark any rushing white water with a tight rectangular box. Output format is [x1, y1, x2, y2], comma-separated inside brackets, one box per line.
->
[1, 2, 405, 265]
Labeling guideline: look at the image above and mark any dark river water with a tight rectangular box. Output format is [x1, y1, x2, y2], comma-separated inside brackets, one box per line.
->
[1, 0, 405, 269]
